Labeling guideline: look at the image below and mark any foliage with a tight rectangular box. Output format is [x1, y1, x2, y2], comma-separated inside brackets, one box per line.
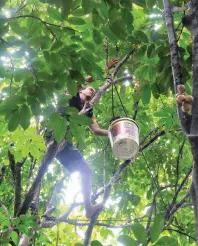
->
[0, 0, 196, 245]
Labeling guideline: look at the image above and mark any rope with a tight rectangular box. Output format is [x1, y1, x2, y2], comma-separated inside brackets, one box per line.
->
[113, 42, 128, 117]
[106, 40, 128, 118]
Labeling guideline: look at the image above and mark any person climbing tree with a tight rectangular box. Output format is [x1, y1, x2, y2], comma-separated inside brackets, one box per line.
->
[47, 58, 118, 219]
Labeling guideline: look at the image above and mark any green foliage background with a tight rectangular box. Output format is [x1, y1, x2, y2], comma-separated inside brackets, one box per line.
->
[0, 0, 195, 245]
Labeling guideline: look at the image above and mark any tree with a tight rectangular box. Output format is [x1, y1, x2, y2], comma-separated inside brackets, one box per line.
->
[0, 0, 197, 245]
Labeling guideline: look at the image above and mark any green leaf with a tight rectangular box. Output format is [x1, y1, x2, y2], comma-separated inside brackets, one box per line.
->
[147, 44, 155, 58]
[67, 80, 78, 96]
[142, 86, 151, 104]
[27, 97, 41, 116]
[150, 214, 164, 243]
[131, 194, 141, 206]
[64, 107, 79, 115]
[146, 0, 156, 9]
[93, 29, 102, 44]
[131, 224, 147, 245]
[81, 57, 92, 74]
[61, 0, 73, 19]
[134, 30, 148, 43]
[70, 115, 92, 126]
[83, 42, 95, 52]
[10, 231, 19, 245]
[95, 1, 108, 20]
[48, 112, 67, 141]
[48, 7, 63, 21]
[91, 240, 103, 246]
[54, 117, 67, 141]
[51, 40, 63, 52]
[75, 244, 84, 246]
[19, 104, 31, 130]
[118, 235, 137, 246]
[48, 112, 61, 130]
[92, 9, 102, 26]
[68, 17, 86, 25]
[154, 236, 178, 245]
[30, 144, 41, 159]
[102, 26, 118, 41]
[110, 20, 127, 40]
[70, 123, 85, 146]
[8, 110, 20, 132]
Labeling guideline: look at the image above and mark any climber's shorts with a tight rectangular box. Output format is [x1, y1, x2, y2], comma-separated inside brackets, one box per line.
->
[56, 142, 89, 173]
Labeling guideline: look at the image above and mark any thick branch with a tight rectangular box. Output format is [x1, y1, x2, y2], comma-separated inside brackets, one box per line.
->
[8, 151, 22, 216]
[17, 141, 59, 216]
[0, 166, 6, 185]
[163, 0, 191, 134]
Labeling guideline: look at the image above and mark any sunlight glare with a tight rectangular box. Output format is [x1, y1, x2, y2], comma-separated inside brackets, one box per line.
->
[124, 80, 130, 87]
[64, 172, 83, 204]
[154, 24, 162, 31]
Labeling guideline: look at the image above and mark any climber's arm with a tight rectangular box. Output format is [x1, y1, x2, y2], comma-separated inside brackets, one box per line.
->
[89, 114, 108, 136]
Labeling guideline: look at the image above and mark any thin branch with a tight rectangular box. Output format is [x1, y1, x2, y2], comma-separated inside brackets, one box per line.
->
[133, 101, 139, 120]
[175, 139, 186, 191]
[141, 130, 165, 150]
[172, 3, 190, 12]
[113, 49, 135, 78]
[0, 15, 77, 36]
[165, 228, 195, 241]
[165, 169, 192, 220]
[146, 186, 173, 231]
[114, 75, 133, 84]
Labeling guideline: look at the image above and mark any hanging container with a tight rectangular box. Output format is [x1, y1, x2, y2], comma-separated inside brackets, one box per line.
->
[108, 118, 139, 160]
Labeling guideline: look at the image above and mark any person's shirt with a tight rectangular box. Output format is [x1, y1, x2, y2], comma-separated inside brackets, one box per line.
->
[57, 92, 93, 118]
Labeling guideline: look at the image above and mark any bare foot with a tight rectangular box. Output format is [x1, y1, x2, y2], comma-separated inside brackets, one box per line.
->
[86, 204, 104, 219]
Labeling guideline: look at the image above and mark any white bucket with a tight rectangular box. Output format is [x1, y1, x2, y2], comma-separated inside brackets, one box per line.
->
[108, 118, 139, 160]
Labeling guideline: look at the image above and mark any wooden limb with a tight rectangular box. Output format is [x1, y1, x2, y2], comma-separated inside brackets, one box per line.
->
[17, 141, 59, 216]
[8, 151, 23, 216]
[112, 49, 135, 79]
[0, 166, 6, 185]
[163, 0, 191, 135]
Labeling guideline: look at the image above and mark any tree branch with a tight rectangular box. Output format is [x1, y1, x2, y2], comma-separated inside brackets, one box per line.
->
[0, 15, 77, 37]
[165, 228, 195, 241]
[175, 139, 185, 191]
[172, 3, 190, 12]
[140, 130, 165, 150]
[17, 141, 59, 216]
[0, 166, 6, 185]
[163, 0, 191, 135]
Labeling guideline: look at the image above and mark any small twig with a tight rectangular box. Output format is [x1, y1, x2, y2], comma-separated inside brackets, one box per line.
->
[165, 228, 195, 241]
[175, 139, 185, 191]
